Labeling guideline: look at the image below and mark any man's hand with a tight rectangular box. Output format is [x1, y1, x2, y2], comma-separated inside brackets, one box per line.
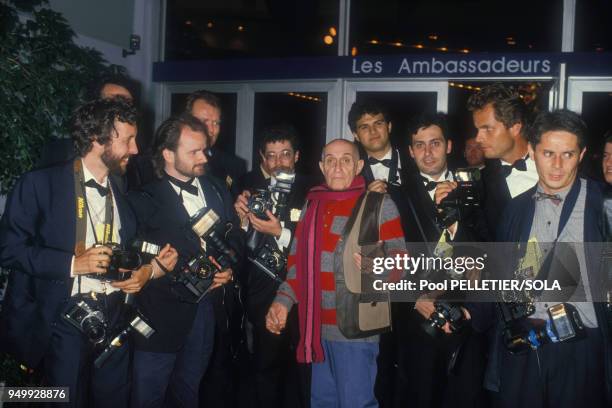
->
[434, 181, 458, 205]
[73, 246, 112, 275]
[234, 190, 251, 221]
[367, 180, 388, 194]
[266, 302, 289, 334]
[415, 297, 436, 319]
[111, 265, 151, 293]
[208, 256, 233, 290]
[154, 244, 178, 275]
[248, 210, 282, 237]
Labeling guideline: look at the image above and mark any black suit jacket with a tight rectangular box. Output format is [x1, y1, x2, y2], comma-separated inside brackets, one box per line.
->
[0, 161, 136, 367]
[468, 178, 612, 401]
[241, 167, 311, 311]
[207, 147, 247, 198]
[127, 174, 244, 352]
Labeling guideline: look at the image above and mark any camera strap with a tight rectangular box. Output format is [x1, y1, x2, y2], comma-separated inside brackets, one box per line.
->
[73, 159, 115, 294]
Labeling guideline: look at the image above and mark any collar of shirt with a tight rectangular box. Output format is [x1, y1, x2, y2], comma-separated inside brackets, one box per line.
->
[261, 165, 271, 180]
[82, 159, 109, 191]
[535, 183, 572, 201]
[369, 148, 402, 183]
[168, 177, 207, 217]
[420, 168, 453, 183]
[420, 168, 452, 201]
[502, 156, 539, 198]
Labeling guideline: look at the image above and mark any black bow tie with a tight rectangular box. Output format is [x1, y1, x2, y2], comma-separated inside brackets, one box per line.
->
[85, 179, 110, 197]
[533, 191, 563, 205]
[421, 177, 438, 192]
[368, 157, 392, 167]
[501, 158, 527, 177]
[166, 174, 198, 197]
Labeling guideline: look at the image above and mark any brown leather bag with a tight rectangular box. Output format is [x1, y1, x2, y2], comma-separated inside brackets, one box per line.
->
[334, 192, 392, 339]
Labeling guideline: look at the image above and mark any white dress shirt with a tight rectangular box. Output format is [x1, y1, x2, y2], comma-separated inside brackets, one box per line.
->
[369, 148, 402, 184]
[501, 156, 539, 198]
[169, 177, 208, 249]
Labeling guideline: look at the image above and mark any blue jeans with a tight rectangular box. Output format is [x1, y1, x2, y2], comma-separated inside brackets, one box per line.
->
[131, 298, 215, 408]
[311, 339, 379, 408]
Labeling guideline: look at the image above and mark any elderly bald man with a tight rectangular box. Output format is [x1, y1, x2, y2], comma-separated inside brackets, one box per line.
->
[266, 139, 407, 408]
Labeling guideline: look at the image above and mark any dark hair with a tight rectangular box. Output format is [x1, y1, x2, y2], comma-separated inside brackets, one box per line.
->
[71, 98, 138, 157]
[152, 114, 209, 178]
[347, 101, 390, 133]
[185, 90, 222, 113]
[527, 109, 587, 150]
[467, 83, 528, 131]
[86, 73, 139, 102]
[407, 112, 450, 144]
[259, 124, 300, 153]
[604, 130, 612, 145]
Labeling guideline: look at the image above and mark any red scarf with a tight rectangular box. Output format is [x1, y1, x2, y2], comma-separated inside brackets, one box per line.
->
[294, 176, 365, 363]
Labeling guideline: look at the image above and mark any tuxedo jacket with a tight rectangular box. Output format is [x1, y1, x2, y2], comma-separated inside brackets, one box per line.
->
[126, 174, 244, 352]
[468, 178, 612, 400]
[207, 147, 247, 198]
[240, 167, 312, 311]
[0, 161, 137, 367]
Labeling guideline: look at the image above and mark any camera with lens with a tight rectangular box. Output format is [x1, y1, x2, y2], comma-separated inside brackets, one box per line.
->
[421, 301, 467, 338]
[248, 189, 273, 220]
[246, 170, 295, 282]
[172, 207, 238, 302]
[63, 295, 108, 346]
[173, 253, 220, 302]
[190, 207, 238, 270]
[437, 168, 481, 229]
[502, 303, 585, 354]
[94, 240, 161, 281]
[248, 243, 285, 283]
[246, 170, 296, 222]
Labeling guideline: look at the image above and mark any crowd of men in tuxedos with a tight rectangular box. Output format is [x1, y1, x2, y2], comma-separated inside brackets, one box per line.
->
[0, 76, 611, 408]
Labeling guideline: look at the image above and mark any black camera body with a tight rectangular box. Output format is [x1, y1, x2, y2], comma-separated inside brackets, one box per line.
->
[247, 189, 273, 219]
[248, 243, 285, 283]
[421, 301, 467, 338]
[173, 253, 220, 302]
[246, 170, 295, 281]
[93, 240, 161, 281]
[63, 296, 107, 345]
[172, 207, 239, 302]
[437, 168, 481, 228]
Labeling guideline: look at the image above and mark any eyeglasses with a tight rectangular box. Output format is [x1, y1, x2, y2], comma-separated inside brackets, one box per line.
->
[264, 150, 294, 161]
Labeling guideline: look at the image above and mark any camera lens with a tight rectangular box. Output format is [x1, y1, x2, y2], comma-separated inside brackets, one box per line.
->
[82, 314, 106, 345]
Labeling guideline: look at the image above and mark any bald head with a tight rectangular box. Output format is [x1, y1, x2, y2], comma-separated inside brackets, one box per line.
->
[319, 138, 364, 190]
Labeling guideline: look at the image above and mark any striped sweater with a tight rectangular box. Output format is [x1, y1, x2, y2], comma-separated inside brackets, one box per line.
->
[274, 191, 406, 344]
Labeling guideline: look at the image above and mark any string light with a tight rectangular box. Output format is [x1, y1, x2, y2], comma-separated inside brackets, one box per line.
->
[324, 35, 334, 45]
[448, 82, 481, 92]
[329, 27, 337, 37]
[286, 92, 321, 102]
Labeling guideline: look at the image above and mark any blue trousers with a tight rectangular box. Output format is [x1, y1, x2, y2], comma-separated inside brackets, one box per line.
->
[131, 298, 215, 408]
[311, 339, 379, 408]
[44, 292, 130, 408]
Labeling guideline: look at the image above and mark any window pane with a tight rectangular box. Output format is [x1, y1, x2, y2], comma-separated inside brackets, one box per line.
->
[165, 0, 339, 60]
[575, 0, 612, 52]
[350, 0, 563, 56]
